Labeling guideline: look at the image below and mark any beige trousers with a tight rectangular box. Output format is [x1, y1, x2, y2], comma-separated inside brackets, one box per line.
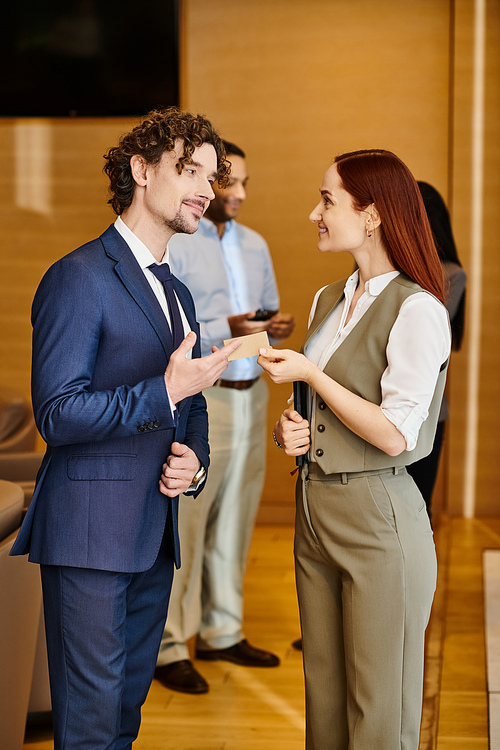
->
[295, 464, 437, 750]
[157, 378, 268, 664]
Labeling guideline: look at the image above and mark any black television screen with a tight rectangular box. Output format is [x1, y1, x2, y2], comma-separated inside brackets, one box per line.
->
[1, 0, 179, 117]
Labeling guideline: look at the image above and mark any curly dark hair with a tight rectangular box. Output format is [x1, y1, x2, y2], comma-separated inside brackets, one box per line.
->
[103, 107, 230, 215]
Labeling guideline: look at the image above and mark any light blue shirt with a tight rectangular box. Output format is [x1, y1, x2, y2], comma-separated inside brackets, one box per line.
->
[168, 217, 280, 380]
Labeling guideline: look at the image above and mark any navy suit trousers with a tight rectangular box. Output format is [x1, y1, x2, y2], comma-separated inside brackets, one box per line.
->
[41, 527, 174, 750]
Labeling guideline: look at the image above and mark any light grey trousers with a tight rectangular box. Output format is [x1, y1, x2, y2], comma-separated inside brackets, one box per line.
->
[295, 464, 437, 750]
[157, 378, 268, 664]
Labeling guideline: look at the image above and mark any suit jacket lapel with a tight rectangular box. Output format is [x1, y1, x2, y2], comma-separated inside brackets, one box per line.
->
[173, 278, 198, 335]
[100, 225, 176, 357]
[171, 277, 202, 421]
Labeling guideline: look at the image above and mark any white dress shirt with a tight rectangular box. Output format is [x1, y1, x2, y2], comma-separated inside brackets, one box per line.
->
[114, 216, 191, 339]
[305, 270, 451, 451]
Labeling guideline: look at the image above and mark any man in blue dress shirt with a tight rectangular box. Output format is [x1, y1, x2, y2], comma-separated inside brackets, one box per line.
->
[155, 142, 295, 693]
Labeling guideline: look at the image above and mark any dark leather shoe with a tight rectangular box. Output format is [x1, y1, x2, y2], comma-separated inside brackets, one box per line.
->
[196, 639, 280, 667]
[291, 638, 303, 651]
[154, 660, 209, 694]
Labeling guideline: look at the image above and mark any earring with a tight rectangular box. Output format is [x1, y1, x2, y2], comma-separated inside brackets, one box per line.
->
[366, 228, 373, 237]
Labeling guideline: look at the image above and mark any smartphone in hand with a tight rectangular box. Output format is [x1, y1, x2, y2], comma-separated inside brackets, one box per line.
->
[250, 309, 278, 321]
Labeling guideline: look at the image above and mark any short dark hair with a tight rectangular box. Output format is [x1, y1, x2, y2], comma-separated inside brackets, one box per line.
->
[222, 140, 246, 159]
[103, 107, 230, 215]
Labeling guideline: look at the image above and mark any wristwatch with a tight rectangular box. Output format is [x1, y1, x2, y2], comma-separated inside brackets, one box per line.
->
[192, 465, 206, 486]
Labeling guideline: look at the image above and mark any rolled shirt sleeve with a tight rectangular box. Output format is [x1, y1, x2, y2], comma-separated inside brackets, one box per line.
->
[380, 292, 451, 450]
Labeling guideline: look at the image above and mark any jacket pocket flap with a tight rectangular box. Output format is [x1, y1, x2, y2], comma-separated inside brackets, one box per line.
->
[68, 454, 137, 481]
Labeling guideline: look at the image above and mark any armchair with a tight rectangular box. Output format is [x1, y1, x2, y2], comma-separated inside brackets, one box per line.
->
[0, 480, 43, 750]
[0, 388, 44, 508]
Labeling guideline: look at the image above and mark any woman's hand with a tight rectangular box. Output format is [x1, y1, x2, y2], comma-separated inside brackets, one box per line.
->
[275, 409, 310, 456]
[258, 347, 315, 385]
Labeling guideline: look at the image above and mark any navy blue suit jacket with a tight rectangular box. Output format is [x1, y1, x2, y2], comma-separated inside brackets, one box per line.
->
[11, 225, 209, 572]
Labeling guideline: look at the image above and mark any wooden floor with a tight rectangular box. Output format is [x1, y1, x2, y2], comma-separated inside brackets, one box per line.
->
[23, 516, 498, 749]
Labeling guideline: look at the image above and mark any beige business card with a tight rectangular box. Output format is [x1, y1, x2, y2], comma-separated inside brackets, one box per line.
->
[223, 331, 270, 361]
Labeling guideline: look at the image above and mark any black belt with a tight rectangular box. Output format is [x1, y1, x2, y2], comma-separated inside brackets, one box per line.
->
[215, 377, 260, 391]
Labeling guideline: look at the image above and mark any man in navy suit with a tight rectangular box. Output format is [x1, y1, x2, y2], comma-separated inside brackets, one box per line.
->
[11, 107, 240, 749]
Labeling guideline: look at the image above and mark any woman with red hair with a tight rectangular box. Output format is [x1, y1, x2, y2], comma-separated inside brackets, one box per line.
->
[258, 149, 451, 749]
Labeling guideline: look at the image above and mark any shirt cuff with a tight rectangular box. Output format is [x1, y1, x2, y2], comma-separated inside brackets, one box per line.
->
[163, 384, 179, 425]
[184, 465, 206, 495]
[381, 403, 429, 452]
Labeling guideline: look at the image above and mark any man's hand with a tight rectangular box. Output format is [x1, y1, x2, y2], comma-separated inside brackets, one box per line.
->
[164, 331, 241, 405]
[228, 312, 271, 337]
[267, 313, 295, 341]
[275, 409, 310, 456]
[159, 442, 201, 497]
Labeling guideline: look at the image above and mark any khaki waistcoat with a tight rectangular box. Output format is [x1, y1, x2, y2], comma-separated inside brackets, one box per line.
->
[303, 275, 448, 474]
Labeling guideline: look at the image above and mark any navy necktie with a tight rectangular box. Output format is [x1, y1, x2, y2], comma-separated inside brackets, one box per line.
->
[148, 263, 184, 349]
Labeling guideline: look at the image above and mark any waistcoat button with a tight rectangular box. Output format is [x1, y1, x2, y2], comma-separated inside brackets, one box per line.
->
[315, 448, 324, 457]
[318, 402, 326, 410]
[317, 424, 325, 433]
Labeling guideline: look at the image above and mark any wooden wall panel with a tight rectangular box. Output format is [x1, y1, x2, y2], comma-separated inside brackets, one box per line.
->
[475, 0, 500, 515]
[0, 1, 498, 519]
[0, 119, 135, 411]
[448, 0, 500, 516]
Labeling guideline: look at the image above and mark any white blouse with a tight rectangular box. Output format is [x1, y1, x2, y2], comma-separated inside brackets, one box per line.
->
[304, 270, 451, 451]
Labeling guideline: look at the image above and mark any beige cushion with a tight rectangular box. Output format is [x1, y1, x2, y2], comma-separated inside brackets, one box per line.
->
[0, 479, 24, 539]
[0, 389, 28, 443]
[0, 481, 43, 750]
[0, 453, 44, 508]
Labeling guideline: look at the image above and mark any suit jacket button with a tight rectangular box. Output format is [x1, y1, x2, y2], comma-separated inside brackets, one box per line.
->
[147, 422, 154, 430]
[137, 425, 145, 433]
[317, 424, 325, 433]
[154, 420, 161, 428]
[315, 448, 324, 457]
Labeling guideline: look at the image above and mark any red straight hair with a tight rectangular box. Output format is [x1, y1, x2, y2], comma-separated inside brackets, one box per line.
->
[334, 149, 445, 303]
